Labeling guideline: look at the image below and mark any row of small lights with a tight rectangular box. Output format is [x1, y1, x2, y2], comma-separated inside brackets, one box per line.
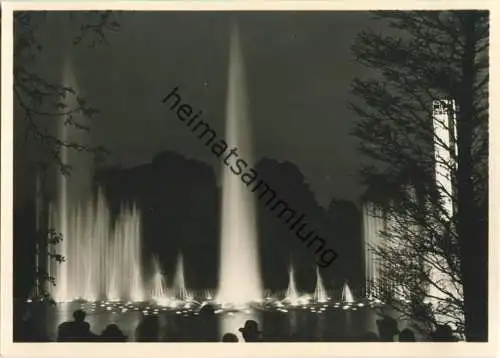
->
[27, 296, 385, 305]
[35, 295, 384, 317]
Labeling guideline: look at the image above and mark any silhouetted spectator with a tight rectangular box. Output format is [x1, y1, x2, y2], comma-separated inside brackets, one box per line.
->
[376, 316, 399, 342]
[101, 324, 128, 342]
[399, 328, 416, 342]
[57, 309, 98, 342]
[199, 304, 216, 316]
[222, 333, 239, 342]
[14, 306, 36, 342]
[431, 324, 457, 342]
[360, 331, 379, 342]
[14, 310, 42, 342]
[197, 304, 218, 341]
[239, 320, 262, 342]
[135, 315, 160, 342]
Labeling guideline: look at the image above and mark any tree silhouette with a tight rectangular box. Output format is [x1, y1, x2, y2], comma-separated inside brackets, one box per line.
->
[14, 11, 121, 306]
[350, 11, 488, 341]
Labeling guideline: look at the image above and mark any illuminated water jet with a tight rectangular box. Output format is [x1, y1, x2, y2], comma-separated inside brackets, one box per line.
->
[284, 265, 300, 306]
[47, 58, 145, 302]
[151, 256, 169, 305]
[313, 267, 328, 303]
[174, 253, 190, 301]
[217, 23, 263, 306]
[341, 282, 354, 304]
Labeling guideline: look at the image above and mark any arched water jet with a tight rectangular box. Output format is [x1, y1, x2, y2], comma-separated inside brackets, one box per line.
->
[217, 22, 263, 306]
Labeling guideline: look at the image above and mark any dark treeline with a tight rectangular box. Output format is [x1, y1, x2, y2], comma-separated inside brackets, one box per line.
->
[94, 151, 363, 291]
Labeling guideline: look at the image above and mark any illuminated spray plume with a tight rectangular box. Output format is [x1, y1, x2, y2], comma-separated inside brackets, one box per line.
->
[341, 282, 354, 304]
[49, 191, 145, 302]
[49, 57, 81, 302]
[217, 23, 263, 306]
[428, 99, 463, 325]
[32, 173, 43, 299]
[217, 22, 263, 342]
[433, 99, 457, 219]
[362, 203, 384, 299]
[361, 100, 462, 314]
[151, 256, 169, 305]
[49, 58, 145, 302]
[284, 265, 300, 306]
[313, 266, 328, 303]
[174, 253, 191, 301]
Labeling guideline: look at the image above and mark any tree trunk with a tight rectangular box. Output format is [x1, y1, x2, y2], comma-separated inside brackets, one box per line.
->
[456, 13, 488, 341]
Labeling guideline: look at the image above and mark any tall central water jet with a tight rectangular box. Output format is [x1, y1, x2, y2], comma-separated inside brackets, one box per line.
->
[217, 23, 263, 306]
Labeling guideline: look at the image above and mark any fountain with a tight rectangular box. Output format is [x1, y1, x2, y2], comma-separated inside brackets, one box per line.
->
[214, 22, 264, 341]
[362, 203, 386, 300]
[31, 172, 43, 299]
[49, 190, 145, 302]
[19, 20, 407, 344]
[284, 265, 300, 306]
[151, 256, 169, 305]
[341, 282, 354, 304]
[46, 58, 147, 302]
[216, 22, 263, 307]
[173, 253, 191, 301]
[313, 266, 328, 303]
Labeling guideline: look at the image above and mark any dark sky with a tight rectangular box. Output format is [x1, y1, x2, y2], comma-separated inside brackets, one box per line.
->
[19, 11, 381, 206]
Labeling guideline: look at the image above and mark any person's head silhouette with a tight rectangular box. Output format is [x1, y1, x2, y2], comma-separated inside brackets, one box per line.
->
[238, 320, 261, 342]
[103, 324, 120, 334]
[73, 310, 86, 322]
[432, 324, 456, 341]
[102, 324, 126, 339]
[376, 316, 399, 341]
[222, 333, 239, 342]
[361, 331, 379, 341]
[399, 328, 416, 342]
[200, 304, 216, 316]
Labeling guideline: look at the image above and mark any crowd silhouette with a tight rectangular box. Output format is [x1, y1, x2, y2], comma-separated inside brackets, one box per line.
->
[51, 308, 459, 342]
[57, 310, 126, 342]
[16, 306, 458, 342]
[358, 316, 457, 342]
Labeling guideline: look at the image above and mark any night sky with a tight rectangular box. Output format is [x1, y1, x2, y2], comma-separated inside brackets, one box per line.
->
[16, 11, 383, 206]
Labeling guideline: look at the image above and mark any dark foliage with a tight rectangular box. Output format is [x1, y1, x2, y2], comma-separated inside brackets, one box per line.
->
[350, 11, 488, 340]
